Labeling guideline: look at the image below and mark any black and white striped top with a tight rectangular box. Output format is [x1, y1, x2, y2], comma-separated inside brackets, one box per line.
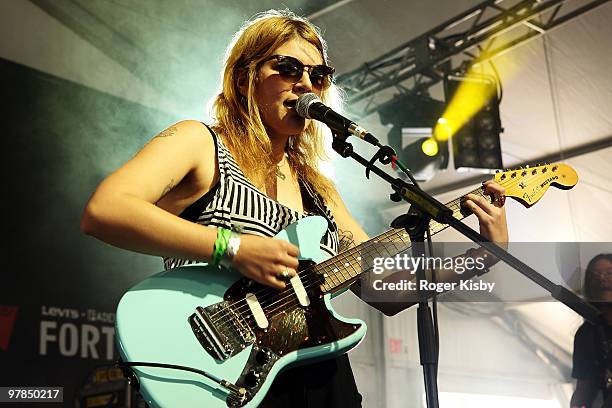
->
[163, 124, 340, 270]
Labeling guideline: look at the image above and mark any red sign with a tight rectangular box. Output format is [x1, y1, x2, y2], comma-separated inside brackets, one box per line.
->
[0, 305, 18, 351]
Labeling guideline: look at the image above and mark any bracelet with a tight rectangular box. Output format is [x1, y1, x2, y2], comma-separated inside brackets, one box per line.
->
[212, 227, 232, 266]
[220, 231, 241, 268]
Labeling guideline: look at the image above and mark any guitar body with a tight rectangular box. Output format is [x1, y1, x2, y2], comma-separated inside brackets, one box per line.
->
[116, 216, 367, 408]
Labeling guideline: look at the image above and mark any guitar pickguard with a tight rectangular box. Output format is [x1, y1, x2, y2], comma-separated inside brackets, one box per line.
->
[221, 260, 362, 406]
[224, 260, 361, 356]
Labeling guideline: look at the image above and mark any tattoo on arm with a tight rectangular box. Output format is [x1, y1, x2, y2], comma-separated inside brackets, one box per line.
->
[155, 126, 178, 139]
[338, 229, 356, 252]
[143, 126, 179, 149]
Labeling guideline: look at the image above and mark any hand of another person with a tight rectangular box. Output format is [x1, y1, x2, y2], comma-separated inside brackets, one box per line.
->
[231, 235, 300, 290]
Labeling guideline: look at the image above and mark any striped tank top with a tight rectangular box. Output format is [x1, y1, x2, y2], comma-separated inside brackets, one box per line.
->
[163, 124, 340, 270]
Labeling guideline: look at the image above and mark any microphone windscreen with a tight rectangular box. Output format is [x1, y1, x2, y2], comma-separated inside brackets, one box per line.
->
[296, 93, 321, 119]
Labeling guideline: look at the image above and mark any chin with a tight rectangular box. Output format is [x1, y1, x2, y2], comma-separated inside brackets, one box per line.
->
[280, 116, 307, 135]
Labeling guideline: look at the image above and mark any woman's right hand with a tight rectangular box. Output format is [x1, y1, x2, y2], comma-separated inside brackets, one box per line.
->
[231, 235, 300, 289]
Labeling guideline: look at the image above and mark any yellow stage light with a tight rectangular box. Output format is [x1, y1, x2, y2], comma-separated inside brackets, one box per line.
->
[421, 138, 439, 157]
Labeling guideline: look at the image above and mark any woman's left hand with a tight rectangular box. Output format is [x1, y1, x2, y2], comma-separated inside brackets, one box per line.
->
[462, 180, 509, 247]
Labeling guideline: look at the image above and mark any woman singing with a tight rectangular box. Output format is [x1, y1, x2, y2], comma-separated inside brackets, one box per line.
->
[81, 10, 508, 407]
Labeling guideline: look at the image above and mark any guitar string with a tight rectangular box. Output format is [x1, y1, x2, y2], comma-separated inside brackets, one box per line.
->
[226, 180, 525, 325]
[211, 232, 409, 331]
[207, 185, 499, 325]
[207, 186, 501, 327]
[211, 191, 519, 334]
[206, 168, 558, 328]
[204, 196, 427, 321]
[208, 221, 415, 328]
[235, 194, 474, 320]
[206, 190, 478, 326]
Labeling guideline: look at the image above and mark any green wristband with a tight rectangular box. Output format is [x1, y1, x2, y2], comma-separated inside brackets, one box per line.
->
[213, 227, 232, 266]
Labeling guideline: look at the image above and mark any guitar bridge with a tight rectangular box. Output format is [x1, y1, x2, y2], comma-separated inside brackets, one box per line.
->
[189, 302, 254, 361]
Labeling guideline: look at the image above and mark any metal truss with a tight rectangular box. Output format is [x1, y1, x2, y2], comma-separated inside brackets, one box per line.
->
[336, 0, 610, 118]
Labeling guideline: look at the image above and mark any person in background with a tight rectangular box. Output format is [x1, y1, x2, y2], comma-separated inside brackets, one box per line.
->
[571, 254, 612, 408]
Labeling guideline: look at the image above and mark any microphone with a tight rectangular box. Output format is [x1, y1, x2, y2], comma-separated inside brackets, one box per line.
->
[295, 93, 379, 145]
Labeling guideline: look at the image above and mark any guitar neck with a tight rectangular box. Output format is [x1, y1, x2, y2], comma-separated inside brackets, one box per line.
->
[318, 185, 490, 294]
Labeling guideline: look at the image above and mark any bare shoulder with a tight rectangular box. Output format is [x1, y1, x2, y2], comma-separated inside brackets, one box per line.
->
[147, 120, 214, 153]
[140, 120, 216, 172]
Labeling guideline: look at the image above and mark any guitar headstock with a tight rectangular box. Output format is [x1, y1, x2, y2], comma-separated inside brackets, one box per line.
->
[493, 163, 578, 208]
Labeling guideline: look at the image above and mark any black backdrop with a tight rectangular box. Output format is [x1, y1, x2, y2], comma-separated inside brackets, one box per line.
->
[1, 57, 180, 407]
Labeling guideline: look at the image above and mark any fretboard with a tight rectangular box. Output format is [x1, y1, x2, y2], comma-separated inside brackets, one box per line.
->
[318, 186, 489, 294]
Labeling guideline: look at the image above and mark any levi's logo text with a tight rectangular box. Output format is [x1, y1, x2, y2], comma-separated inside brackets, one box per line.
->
[39, 305, 116, 360]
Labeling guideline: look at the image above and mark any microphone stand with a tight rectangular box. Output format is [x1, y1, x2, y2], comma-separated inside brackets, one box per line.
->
[328, 128, 603, 408]
[404, 206, 440, 408]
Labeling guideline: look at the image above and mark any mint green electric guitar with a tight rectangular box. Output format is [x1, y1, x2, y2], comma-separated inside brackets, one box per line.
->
[115, 163, 577, 407]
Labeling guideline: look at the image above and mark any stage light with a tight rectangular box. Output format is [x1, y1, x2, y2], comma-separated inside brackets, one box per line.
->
[421, 138, 438, 156]
[443, 74, 503, 172]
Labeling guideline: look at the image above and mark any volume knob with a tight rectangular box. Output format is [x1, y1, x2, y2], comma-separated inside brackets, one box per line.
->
[244, 370, 260, 387]
[256, 349, 271, 365]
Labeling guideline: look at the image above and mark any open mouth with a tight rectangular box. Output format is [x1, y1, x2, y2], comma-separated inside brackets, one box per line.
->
[284, 99, 297, 109]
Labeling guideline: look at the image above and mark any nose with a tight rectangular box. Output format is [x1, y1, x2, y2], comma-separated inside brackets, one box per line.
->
[294, 69, 313, 93]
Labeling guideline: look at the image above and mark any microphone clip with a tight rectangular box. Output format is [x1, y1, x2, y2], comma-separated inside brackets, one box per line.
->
[331, 131, 353, 158]
[365, 145, 395, 179]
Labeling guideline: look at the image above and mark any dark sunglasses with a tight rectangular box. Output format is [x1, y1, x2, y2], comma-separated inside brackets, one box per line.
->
[265, 55, 335, 89]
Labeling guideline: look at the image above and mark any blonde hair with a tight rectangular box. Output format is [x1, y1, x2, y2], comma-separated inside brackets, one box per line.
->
[211, 9, 335, 204]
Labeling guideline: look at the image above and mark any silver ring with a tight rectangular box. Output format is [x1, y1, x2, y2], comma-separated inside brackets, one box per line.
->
[279, 269, 291, 280]
[494, 195, 506, 205]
